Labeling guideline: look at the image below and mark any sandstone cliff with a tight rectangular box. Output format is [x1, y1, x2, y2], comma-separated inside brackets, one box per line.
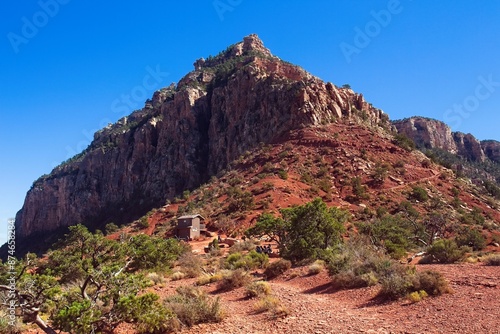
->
[392, 117, 457, 153]
[15, 34, 390, 243]
[393, 117, 500, 163]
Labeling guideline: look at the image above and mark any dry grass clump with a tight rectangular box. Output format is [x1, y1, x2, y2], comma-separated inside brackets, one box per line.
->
[308, 260, 325, 275]
[253, 295, 289, 318]
[146, 272, 165, 285]
[196, 272, 223, 286]
[229, 239, 257, 253]
[483, 253, 500, 266]
[170, 271, 186, 281]
[326, 239, 451, 300]
[164, 286, 225, 328]
[263, 259, 291, 279]
[216, 268, 252, 291]
[245, 281, 272, 298]
[327, 242, 384, 289]
[408, 290, 428, 303]
[178, 252, 204, 278]
[378, 266, 451, 300]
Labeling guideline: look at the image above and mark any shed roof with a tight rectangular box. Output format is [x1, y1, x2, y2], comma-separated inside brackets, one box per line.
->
[177, 214, 205, 220]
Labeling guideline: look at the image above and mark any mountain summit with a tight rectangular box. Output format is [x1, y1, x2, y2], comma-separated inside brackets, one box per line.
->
[13, 34, 390, 252]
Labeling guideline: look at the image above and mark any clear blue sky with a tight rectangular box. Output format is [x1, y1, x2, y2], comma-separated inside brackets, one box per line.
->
[1, 0, 499, 244]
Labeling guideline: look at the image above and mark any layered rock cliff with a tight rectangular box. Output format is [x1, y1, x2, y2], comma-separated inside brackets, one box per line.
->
[393, 116, 500, 163]
[15, 34, 390, 242]
[392, 117, 458, 153]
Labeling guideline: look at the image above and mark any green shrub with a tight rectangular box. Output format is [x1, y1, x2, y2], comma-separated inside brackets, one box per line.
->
[371, 164, 389, 186]
[0, 311, 23, 333]
[278, 170, 288, 180]
[137, 216, 150, 229]
[264, 259, 291, 279]
[460, 207, 486, 226]
[410, 186, 428, 202]
[104, 222, 119, 235]
[455, 228, 486, 251]
[223, 251, 268, 270]
[356, 215, 414, 259]
[349, 177, 369, 202]
[425, 239, 469, 263]
[245, 281, 272, 298]
[393, 133, 416, 151]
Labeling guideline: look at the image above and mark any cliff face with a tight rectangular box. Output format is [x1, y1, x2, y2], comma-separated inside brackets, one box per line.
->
[394, 117, 500, 163]
[453, 132, 485, 162]
[482, 140, 500, 163]
[15, 34, 389, 241]
[392, 117, 457, 153]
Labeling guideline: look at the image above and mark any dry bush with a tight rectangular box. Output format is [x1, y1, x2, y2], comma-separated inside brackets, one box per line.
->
[229, 240, 256, 253]
[408, 290, 428, 303]
[413, 270, 452, 296]
[245, 281, 272, 298]
[327, 241, 385, 288]
[253, 296, 289, 318]
[308, 260, 325, 275]
[170, 271, 186, 281]
[483, 254, 500, 266]
[331, 271, 378, 289]
[216, 269, 252, 291]
[146, 272, 165, 285]
[377, 263, 416, 299]
[0, 310, 24, 333]
[196, 272, 223, 286]
[378, 266, 451, 300]
[178, 252, 204, 278]
[263, 259, 291, 279]
[164, 286, 225, 328]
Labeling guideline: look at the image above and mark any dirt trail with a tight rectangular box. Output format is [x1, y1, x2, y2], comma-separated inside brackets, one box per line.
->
[176, 263, 500, 334]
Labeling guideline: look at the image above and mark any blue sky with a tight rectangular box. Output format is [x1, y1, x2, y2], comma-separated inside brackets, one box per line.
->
[1, 0, 499, 245]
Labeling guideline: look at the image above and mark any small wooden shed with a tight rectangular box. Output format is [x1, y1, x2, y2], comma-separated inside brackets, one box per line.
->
[176, 214, 206, 240]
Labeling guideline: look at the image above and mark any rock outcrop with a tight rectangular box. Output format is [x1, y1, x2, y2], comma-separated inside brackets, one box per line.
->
[15, 34, 390, 244]
[392, 117, 457, 153]
[482, 140, 500, 163]
[453, 132, 485, 162]
[393, 117, 500, 163]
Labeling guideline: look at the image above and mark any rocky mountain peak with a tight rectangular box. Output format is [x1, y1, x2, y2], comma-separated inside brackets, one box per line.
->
[193, 34, 273, 71]
[241, 34, 272, 56]
[13, 35, 391, 254]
